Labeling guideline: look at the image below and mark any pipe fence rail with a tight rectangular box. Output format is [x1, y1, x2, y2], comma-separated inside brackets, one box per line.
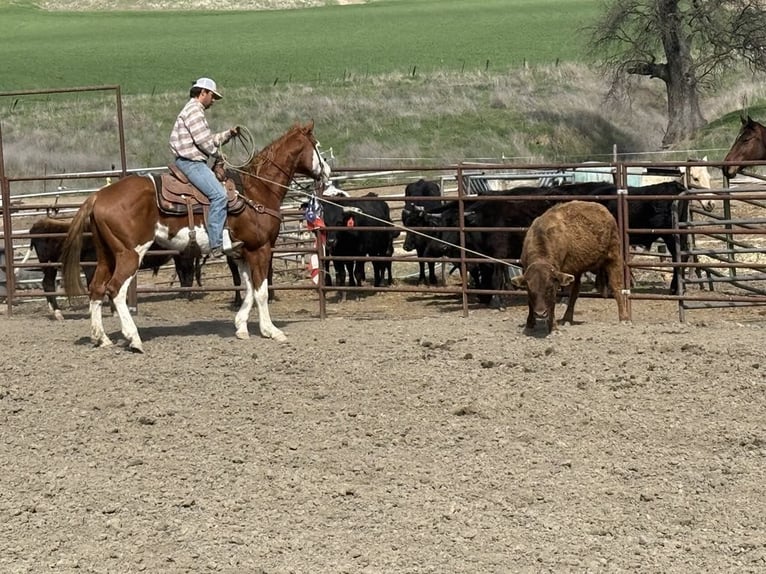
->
[4, 159, 766, 322]
[2, 84, 766, 323]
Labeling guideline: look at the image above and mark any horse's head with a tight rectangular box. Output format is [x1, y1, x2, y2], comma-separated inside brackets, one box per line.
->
[293, 120, 331, 184]
[681, 157, 710, 189]
[723, 115, 766, 179]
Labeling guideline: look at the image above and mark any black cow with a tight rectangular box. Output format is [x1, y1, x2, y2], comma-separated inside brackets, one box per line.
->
[418, 187, 562, 306]
[22, 216, 201, 320]
[597, 181, 692, 294]
[321, 192, 399, 292]
[417, 180, 691, 303]
[401, 179, 443, 285]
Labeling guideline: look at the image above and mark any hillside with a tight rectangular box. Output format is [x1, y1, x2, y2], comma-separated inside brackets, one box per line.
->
[1, 0, 763, 175]
[30, 0, 362, 9]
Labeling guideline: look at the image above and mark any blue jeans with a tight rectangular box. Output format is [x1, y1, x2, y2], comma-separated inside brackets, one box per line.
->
[175, 158, 228, 249]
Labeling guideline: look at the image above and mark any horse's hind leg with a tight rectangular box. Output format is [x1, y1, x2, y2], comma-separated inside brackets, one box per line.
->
[88, 259, 114, 348]
[109, 271, 143, 352]
[88, 247, 146, 352]
[108, 247, 149, 353]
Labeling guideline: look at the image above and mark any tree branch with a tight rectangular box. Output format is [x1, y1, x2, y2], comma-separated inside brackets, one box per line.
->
[627, 61, 669, 81]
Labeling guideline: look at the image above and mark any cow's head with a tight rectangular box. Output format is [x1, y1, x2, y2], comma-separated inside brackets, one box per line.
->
[511, 261, 574, 334]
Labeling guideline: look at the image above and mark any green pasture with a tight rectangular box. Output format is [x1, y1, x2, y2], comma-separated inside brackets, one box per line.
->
[0, 0, 599, 94]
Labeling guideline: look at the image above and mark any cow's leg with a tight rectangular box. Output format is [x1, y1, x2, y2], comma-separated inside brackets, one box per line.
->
[606, 262, 629, 322]
[372, 261, 383, 287]
[332, 260, 346, 301]
[226, 256, 243, 308]
[524, 302, 536, 332]
[332, 258, 345, 287]
[323, 259, 332, 287]
[427, 261, 437, 285]
[41, 267, 64, 321]
[418, 261, 427, 284]
[665, 236, 681, 295]
[561, 274, 582, 325]
[353, 260, 365, 286]
[416, 245, 428, 284]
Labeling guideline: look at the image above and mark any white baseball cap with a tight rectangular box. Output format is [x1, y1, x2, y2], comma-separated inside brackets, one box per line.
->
[192, 77, 222, 100]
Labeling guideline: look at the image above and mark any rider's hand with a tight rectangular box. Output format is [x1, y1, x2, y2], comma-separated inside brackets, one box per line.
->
[229, 126, 240, 137]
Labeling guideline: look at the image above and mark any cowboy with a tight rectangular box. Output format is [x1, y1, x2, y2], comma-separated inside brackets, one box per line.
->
[169, 77, 240, 259]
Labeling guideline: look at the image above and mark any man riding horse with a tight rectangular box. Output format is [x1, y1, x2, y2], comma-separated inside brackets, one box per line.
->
[169, 77, 241, 259]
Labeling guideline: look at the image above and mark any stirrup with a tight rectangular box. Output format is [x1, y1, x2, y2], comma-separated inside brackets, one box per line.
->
[222, 228, 237, 250]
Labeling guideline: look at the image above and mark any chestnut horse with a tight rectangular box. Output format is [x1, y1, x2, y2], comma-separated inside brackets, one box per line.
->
[723, 115, 766, 179]
[61, 121, 330, 352]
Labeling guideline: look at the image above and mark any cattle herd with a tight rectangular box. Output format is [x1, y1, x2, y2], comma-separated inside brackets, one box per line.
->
[304, 175, 703, 332]
[17, 174, 705, 334]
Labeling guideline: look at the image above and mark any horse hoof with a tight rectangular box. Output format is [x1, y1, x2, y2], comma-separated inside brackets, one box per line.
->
[129, 343, 145, 354]
[53, 310, 65, 321]
[236, 330, 250, 340]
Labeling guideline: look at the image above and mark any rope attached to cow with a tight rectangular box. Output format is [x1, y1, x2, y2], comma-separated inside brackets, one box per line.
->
[219, 129, 518, 271]
[295, 187, 522, 272]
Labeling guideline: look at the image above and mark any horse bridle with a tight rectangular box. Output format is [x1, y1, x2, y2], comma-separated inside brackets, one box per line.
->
[224, 130, 326, 220]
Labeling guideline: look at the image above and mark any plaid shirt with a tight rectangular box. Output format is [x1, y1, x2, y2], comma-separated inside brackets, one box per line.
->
[169, 99, 230, 161]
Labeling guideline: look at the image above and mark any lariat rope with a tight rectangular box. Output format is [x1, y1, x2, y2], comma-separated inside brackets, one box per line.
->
[292, 188, 522, 271]
[218, 130, 517, 269]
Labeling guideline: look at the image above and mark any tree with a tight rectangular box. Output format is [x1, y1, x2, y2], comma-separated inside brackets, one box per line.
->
[589, 0, 766, 146]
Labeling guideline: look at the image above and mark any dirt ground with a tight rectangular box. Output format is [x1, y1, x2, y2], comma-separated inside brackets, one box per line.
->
[2, 272, 766, 574]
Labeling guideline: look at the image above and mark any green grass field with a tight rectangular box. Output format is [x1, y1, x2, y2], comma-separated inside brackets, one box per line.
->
[0, 0, 757, 178]
[0, 0, 599, 94]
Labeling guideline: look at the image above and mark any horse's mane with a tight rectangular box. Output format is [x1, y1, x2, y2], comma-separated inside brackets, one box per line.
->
[250, 123, 307, 176]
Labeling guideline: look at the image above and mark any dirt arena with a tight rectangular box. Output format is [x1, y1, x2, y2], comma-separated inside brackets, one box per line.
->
[1, 275, 766, 573]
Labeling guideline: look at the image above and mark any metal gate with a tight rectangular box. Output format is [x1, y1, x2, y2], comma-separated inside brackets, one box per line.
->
[677, 175, 766, 320]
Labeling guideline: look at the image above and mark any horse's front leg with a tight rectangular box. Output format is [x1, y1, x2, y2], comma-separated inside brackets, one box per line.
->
[235, 247, 285, 341]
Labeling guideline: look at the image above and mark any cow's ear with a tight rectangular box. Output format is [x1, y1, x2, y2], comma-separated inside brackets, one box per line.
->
[557, 272, 575, 286]
[510, 274, 526, 289]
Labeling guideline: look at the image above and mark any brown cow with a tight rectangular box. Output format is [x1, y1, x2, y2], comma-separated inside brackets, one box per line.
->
[510, 200, 628, 334]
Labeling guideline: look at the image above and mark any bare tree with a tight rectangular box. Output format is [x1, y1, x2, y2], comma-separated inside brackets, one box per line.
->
[589, 0, 766, 146]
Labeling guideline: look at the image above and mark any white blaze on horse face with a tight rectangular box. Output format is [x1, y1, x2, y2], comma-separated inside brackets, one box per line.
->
[682, 157, 711, 189]
[154, 222, 210, 251]
[313, 142, 331, 183]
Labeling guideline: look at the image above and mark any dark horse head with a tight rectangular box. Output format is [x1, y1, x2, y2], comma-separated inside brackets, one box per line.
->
[722, 115, 766, 179]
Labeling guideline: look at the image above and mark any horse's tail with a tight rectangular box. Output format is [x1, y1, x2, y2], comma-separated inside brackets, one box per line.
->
[62, 194, 96, 296]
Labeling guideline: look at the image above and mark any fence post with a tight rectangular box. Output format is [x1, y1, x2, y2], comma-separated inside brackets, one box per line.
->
[0, 122, 16, 316]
